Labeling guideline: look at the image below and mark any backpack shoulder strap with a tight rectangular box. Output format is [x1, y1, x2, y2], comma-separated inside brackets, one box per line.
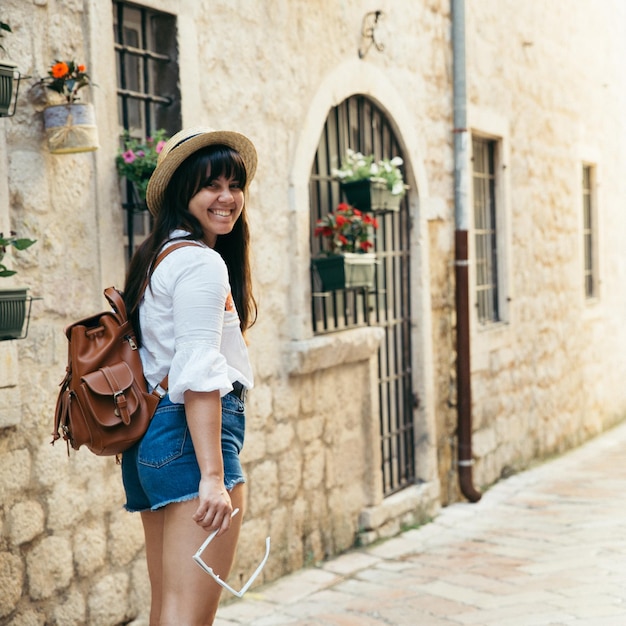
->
[143, 241, 203, 397]
[104, 287, 128, 324]
[152, 240, 205, 274]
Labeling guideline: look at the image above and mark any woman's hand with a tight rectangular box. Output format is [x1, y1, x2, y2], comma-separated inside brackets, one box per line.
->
[192, 474, 233, 534]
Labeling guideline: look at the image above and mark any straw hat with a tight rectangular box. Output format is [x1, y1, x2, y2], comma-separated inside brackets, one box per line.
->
[146, 127, 258, 216]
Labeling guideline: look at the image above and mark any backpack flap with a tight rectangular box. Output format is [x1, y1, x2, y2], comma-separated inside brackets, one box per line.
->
[80, 361, 140, 427]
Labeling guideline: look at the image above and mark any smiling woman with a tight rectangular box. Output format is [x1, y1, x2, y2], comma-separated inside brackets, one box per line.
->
[119, 127, 260, 625]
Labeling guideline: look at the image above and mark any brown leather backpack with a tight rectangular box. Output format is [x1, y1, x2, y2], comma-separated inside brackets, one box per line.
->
[52, 241, 198, 455]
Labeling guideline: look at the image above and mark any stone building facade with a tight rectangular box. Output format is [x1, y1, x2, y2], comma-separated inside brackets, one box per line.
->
[1, 0, 625, 623]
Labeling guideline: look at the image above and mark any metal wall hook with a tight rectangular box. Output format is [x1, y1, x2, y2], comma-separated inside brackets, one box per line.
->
[358, 10, 385, 59]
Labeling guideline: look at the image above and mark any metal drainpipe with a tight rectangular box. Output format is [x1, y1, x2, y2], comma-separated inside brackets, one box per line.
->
[452, 0, 481, 502]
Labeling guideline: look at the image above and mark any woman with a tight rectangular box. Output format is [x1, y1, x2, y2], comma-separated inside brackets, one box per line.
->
[121, 127, 258, 625]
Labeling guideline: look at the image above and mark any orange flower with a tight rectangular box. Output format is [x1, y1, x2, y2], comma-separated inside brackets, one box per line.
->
[51, 61, 69, 78]
[77, 64, 86, 72]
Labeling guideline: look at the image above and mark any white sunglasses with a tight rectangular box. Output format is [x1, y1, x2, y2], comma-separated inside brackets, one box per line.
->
[192, 508, 271, 598]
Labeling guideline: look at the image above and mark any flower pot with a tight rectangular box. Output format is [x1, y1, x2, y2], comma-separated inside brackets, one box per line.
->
[0, 288, 32, 340]
[43, 103, 99, 154]
[312, 253, 377, 291]
[340, 179, 402, 213]
[0, 60, 18, 117]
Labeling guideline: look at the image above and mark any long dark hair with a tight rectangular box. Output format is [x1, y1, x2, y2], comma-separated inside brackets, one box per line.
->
[124, 145, 257, 345]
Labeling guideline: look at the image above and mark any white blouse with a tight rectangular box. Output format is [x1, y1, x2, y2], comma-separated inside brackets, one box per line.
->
[138, 230, 253, 404]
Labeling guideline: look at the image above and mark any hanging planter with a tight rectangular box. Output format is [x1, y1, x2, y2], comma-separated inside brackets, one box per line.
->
[43, 102, 99, 154]
[340, 178, 402, 213]
[0, 60, 20, 117]
[38, 59, 98, 154]
[312, 253, 377, 291]
[0, 288, 33, 340]
[333, 149, 407, 214]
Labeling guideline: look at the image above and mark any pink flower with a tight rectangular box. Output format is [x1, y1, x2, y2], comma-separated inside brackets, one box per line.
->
[156, 140, 166, 154]
[122, 150, 136, 164]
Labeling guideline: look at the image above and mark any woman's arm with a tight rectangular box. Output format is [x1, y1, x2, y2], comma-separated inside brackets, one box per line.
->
[185, 389, 233, 534]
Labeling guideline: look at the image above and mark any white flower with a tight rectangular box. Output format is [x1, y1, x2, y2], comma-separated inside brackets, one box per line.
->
[391, 181, 405, 196]
[333, 150, 407, 197]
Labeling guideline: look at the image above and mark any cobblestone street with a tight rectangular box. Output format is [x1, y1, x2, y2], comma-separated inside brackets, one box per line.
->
[215, 420, 626, 626]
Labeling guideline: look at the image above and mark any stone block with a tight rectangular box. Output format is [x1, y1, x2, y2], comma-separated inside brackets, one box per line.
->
[0, 551, 24, 618]
[277, 446, 302, 500]
[247, 382, 273, 423]
[5, 610, 44, 626]
[247, 460, 279, 516]
[302, 440, 325, 490]
[109, 509, 144, 566]
[296, 414, 324, 443]
[7, 500, 45, 546]
[473, 427, 497, 457]
[73, 521, 107, 578]
[33, 440, 70, 490]
[265, 421, 295, 455]
[240, 430, 266, 463]
[0, 449, 31, 504]
[87, 573, 130, 625]
[0, 377, 21, 427]
[49, 587, 86, 626]
[47, 480, 89, 530]
[0, 343, 19, 387]
[27, 535, 73, 600]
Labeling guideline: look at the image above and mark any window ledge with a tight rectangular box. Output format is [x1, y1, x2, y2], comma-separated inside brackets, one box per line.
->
[285, 326, 385, 376]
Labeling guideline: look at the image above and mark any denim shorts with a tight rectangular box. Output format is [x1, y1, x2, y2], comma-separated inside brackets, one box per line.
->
[121, 391, 246, 512]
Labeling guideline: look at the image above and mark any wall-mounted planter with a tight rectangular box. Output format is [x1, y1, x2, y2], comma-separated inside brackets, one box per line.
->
[0, 60, 19, 117]
[0, 288, 33, 341]
[341, 179, 402, 214]
[43, 102, 99, 154]
[312, 253, 378, 291]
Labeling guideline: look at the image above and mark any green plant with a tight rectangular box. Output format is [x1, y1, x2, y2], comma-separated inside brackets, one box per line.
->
[115, 130, 169, 201]
[0, 232, 37, 277]
[40, 60, 91, 103]
[314, 202, 379, 255]
[0, 21, 11, 53]
[332, 149, 407, 197]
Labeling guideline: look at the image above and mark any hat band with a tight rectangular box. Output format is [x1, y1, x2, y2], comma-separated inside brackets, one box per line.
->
[170, 132, 203, 152]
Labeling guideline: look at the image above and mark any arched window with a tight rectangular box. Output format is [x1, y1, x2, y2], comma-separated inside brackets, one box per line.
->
[309, 95, 416, 495]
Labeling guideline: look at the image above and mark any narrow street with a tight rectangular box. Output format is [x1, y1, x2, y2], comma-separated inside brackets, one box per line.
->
[216, 420, 626, 626]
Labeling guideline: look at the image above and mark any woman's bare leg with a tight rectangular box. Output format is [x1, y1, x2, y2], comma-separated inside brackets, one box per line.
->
[159, 483, 246, 626]
[141, 509, 166, 625]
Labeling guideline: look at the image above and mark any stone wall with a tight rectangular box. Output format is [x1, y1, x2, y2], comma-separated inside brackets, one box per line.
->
[465, 0, 626, 489]
[1, 0, 626, 623]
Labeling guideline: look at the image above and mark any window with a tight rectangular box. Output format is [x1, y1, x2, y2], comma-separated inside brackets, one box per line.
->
[113, 1, 181, 258]
[582, 164, 596, 299]
[309, 96, 415, 496]
[472, 137, 499, 324]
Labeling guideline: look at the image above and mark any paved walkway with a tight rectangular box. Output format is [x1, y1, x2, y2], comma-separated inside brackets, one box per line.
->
[215, 420, 626, 626]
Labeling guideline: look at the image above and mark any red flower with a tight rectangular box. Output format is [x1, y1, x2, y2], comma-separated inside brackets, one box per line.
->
[314, 202, 378, 255]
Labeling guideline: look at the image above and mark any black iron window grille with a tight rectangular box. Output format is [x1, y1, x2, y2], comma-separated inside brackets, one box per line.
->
[113, 1, 181, 260]
[309, 95, 416, 496]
